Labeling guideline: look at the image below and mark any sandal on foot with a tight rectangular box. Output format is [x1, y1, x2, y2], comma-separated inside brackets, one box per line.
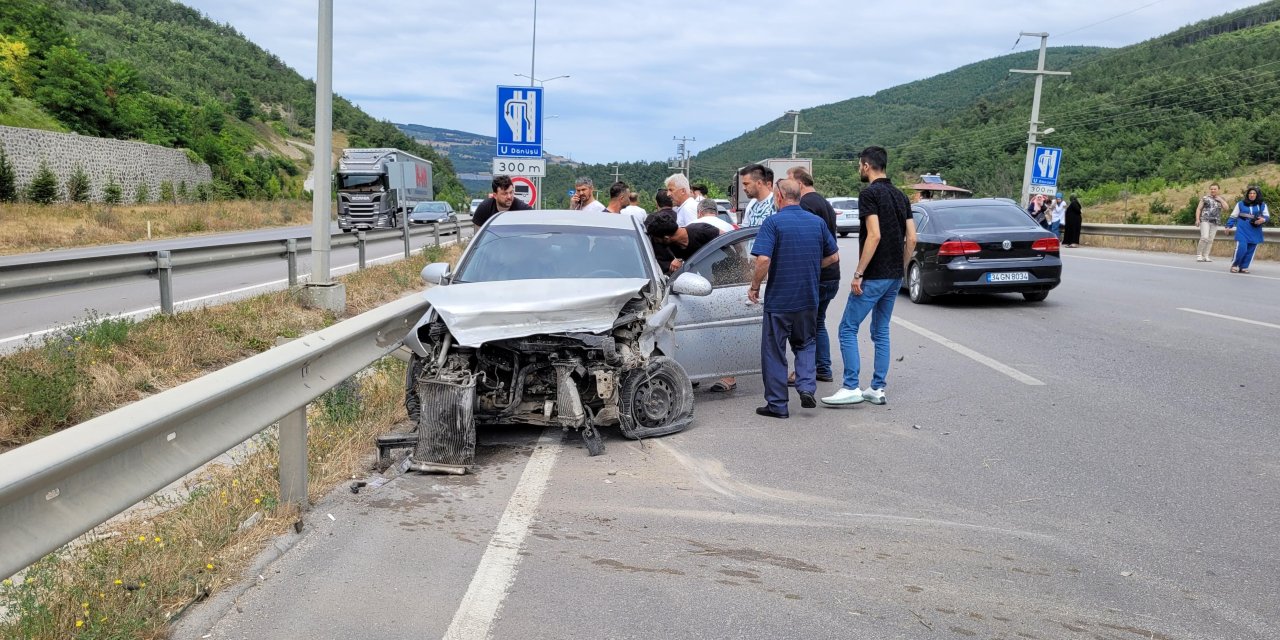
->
[708, 380, 737, 392]
[1241, 269, 1250, 274]
[1230, 266, 1240, 273]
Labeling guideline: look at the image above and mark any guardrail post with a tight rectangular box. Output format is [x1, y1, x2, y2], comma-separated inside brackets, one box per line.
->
[286, 239, 299, 286]
[356, 231, 367, 270]
[156, 250, 174, 315]
[433, 222, 441, 247]
[278, 405, 308, 507]
[402, 214, 411, 259]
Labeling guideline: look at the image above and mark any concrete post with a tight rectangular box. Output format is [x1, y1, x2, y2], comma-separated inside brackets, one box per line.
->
[286, 239, 299, 286]
[356, 231, 367, 270]
[433, 222, 441, 247]
[156, 250, 174, 315]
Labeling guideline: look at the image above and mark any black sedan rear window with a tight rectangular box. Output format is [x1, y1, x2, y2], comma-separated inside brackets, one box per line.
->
[929, 205, 1038, 231]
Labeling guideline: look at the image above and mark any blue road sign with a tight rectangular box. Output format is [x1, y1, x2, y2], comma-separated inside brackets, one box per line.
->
[496, 86, 543, 158]
[567, 189, 575, 197]
[1031, 147, 1063, 186]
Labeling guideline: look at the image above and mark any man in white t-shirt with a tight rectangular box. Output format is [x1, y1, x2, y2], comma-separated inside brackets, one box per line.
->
[571, 177, 606, 213]
[665, 173, 699, 227]
[739, 163, 776, 227]
[621, 191, 647, 218]
[691, 197, 734, 233]
[1050, 193, 1066, 237]
[692, 183, 708, 203]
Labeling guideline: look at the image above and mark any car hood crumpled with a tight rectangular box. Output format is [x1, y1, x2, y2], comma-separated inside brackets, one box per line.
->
[422, 278, 651, 347]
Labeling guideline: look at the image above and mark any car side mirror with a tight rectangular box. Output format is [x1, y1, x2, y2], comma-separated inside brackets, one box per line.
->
[671, 272, 712, 296]
[421, 262, 451, 285]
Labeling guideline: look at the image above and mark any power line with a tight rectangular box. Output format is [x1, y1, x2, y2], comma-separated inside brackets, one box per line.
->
[1055, 0, 1170, 39]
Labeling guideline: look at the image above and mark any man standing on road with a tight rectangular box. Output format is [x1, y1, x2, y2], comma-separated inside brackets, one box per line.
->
[571, 177, 606, 213]
[788, 166, 840, 383]
[748, 179, 840, 419]
[823, 146, 916, 408]
[1195, 182, 1229, 262]
[622, 192, 647, 218]
[693, 197, 735, 233]
[665, 173, 700, 227]
[472, 175, 532, 228]
[604, 181, 631, 214]
[740, 164, 776, 227]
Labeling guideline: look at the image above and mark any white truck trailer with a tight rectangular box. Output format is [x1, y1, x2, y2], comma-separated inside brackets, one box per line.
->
[730, 157, 812, 214]
[336, 148, 434, 232]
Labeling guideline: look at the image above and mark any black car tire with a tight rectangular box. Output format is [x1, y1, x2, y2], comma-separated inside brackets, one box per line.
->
[839, 232, 848, 237]
[1022, 291, 1049, 302]
[618, 356, 694, 439]
[908, 262, 934, 304]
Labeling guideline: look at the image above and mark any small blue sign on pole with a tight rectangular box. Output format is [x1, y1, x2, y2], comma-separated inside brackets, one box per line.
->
[496, 86, 544, 158]
[1031, 147, 1063, 187]
[566, 189, 575, 197]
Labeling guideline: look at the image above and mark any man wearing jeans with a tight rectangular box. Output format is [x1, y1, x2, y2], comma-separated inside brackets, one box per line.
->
[1195, 183, 1228, 262]
[823, 146, 916, 407]
[788, 166, 841, 383]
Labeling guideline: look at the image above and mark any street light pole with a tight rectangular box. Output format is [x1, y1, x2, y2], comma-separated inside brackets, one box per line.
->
[1012, 32, 1070, 206]
[305, 0, 344, 312]
[780, 110, 810, 160]
[529, 0, 537, 88]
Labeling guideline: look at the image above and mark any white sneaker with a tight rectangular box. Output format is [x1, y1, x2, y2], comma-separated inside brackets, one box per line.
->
[1196, 256, 1206, 262]
[821, 388, 864, 406]
[1204, 257, 1213, 262]
[862, 388, 887, 405]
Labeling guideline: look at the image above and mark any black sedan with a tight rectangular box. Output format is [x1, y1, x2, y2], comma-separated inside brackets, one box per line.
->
[905, 198, 1061, 304]
[409, 201, 457, 225]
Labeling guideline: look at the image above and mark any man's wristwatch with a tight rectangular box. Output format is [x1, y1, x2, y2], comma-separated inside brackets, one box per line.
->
[854, 272, 863, 279]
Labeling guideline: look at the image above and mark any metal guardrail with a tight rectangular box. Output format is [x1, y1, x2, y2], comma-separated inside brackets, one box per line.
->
[0, 292, 430, 579]
[1081, 222, 1280, 241]
[0, 218, 469, 313]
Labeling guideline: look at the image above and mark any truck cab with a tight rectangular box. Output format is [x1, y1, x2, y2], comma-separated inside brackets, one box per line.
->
[336, 148, 434, 233]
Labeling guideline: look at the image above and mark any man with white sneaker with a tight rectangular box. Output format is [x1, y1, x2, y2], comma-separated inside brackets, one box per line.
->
[823, 146, 916, 408]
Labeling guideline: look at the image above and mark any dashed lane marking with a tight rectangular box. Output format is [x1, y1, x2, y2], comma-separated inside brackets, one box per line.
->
[1178, 307, 1280, 330]
[892, 316, 1046, 386]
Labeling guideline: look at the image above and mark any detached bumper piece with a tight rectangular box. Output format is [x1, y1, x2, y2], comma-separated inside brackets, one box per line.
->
[409, 376, 477, 474]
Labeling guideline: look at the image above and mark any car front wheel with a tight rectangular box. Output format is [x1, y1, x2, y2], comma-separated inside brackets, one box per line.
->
[908, 262, 933, 304]
[618, 356, 694, 439]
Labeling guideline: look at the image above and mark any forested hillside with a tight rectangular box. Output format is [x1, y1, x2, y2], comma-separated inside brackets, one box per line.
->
[690, 1, 1280, 205]
[0, 0, 465, 203]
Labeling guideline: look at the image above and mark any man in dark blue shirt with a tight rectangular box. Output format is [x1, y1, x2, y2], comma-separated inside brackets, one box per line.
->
[749, 179, 840, 418]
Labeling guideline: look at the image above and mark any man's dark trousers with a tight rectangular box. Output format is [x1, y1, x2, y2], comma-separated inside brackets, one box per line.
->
[762, 310, 818, 416]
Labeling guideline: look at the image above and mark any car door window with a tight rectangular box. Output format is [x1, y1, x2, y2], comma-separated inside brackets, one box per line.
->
[688, 236, 756, 288]
[914, 210, 929, 233]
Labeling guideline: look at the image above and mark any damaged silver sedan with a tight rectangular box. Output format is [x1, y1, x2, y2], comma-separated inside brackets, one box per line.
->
[382, 211, 764, 472]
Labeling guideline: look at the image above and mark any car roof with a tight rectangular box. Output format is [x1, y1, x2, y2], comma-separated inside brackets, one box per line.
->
[914, 197, 1019, 213]
[487, 210, 641, 231]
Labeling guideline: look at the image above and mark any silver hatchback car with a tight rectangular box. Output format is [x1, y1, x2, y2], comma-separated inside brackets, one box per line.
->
[394, 211, 763, 470]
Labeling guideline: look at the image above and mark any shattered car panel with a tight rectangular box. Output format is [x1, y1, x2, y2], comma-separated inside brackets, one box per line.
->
[422, 278, 652, 347]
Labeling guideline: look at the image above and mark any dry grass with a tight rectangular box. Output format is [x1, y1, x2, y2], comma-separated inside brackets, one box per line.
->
[0, 200, 313, 256]
[1086, 164, 1280, 224]
[0, 240, 466, 638]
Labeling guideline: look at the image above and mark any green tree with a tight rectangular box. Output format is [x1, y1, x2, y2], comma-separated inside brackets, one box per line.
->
[0, 143, 16, 202]
[65, 163, 91, 202]
[32, 45, 111, 136]
[233, 91, 254, 121]
[177, 180, 189, 201]
[103, 174, 122, 205]
[159, 180, 175, 203]
[134, 180, 150, 204]
[26, 160, 59, 204]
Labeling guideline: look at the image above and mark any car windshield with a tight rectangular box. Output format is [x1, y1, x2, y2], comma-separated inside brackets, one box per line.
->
[931, 204, 1039, 231]
[414, 202, 450, 212]
[338, 174, 383, 190]
[455, 225, 649, 283]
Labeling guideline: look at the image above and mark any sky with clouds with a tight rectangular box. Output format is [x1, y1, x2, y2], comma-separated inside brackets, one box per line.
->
[180, 0, 1261, 164]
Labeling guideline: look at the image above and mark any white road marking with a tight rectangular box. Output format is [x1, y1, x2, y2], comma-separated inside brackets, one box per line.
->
[1178, 307, 1280, 330]
[1066, 254, 1280, 281]
[444, 430, 560, 640]
[892, 317, 1046, 386]
[0, 246, 433, 348]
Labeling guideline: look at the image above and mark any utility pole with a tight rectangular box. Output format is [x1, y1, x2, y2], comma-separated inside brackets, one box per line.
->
[610, 165, 622, 184]
[1011, 32, 1070, 207]
[780, 110, 810, 159]
[672, 136, 695, 176]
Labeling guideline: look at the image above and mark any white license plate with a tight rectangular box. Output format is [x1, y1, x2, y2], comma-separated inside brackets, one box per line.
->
[987, 271, 1030, 282]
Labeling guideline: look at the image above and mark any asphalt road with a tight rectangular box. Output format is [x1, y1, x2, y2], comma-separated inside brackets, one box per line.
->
[0, 222, 471, 350]
[175, 243, 1279, 640]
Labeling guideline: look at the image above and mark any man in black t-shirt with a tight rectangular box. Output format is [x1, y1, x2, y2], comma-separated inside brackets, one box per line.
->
[472, 175, 533, 228]
[822, 146, 916, 408]
[788, 166, 841, 383]
[644, 209, 719, 274]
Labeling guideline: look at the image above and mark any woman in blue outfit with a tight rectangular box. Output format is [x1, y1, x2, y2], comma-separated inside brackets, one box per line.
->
[1225, 186, 1270, 273]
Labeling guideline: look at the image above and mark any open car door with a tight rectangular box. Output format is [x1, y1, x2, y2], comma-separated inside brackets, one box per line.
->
[670, 228, 764, 381]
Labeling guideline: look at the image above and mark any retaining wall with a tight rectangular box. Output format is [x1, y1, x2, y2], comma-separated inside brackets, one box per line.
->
[0, 125, 212, 202]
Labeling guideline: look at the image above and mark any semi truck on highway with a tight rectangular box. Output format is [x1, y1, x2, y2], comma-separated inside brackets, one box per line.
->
[729, 157, 812, 214]
[336, 148, 433, 232]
